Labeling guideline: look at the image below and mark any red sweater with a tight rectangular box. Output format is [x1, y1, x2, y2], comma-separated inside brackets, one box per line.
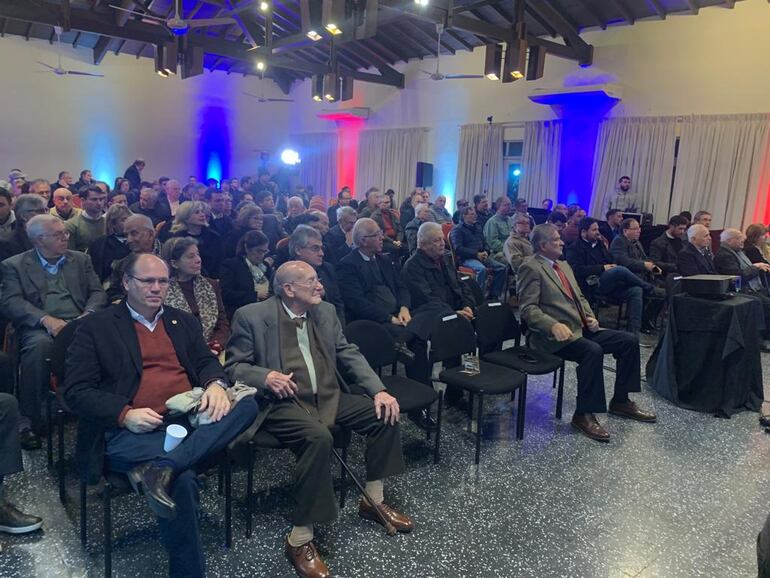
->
[119, 320, 193, 424]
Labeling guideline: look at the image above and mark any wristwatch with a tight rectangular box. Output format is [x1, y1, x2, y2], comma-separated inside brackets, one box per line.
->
[205, 378, 229, 390]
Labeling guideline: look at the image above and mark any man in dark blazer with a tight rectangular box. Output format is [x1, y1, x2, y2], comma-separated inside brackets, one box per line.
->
[123, 158, 145, 191]
[678, 224, 717, 276]
[0, 215, 107, 449]
[649, 215, 688, 274]
[324, 205, 357, 265]
[226, 261, 411, 578]
[62, 253, 258, 578]
[518, 224, 656, 443]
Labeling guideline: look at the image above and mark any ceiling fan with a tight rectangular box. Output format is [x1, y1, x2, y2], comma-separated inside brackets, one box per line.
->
[242, 79, 294, 103]
[38, 26, 104, 77]
[110, 0, 237, 36]
[421, 23, 483, 81]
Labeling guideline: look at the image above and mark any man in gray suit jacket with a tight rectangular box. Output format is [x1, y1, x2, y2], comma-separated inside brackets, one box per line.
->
[226, 260, 411, 578]
[517, 224, 656, 443]
[0, 215, 106, 449]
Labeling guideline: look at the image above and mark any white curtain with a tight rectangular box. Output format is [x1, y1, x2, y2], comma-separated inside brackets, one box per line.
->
[671, 114, 770, 229]
[519, 120, 562, 205]
[589, 116, 677, 223]
[289, 132, 338, 200]
[455, 123, 506, 204]
[356, 128, 428, 204]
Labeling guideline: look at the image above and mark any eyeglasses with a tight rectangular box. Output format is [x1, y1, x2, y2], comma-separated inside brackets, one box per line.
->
[129, 275, 170, 287]
[362, 232, 384, 239]
[289, 277, 320, 288]
[41, 230, 70, 240]
[304, 244, 324, 253]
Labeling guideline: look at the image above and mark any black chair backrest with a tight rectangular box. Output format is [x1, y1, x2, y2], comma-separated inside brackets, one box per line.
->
[50, 319, 82, 382]
[459, 275, 484, 307]
[474, 302, 520, 353]
[428, 313, 476, 363]
[344, 320, 397, 370]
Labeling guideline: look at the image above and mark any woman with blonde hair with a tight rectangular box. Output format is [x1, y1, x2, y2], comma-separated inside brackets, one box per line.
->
[162, 236, 229, 355]
[170, 200, 223, 277]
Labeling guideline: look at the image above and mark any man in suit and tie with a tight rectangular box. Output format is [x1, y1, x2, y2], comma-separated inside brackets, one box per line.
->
[678, 224, 716, 276]
[226, 260, 411, 578]
[62, 253, 258, 578]
[517, 224, 656, 442]
[0, 214, 107, 450]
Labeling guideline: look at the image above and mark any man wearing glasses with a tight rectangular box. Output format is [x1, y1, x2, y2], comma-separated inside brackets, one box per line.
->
[62, 253, 258, 578]
[0, 214, 107, 450]
[227, 260, 410, 578]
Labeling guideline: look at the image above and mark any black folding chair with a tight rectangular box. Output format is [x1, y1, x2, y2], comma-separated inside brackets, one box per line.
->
[474, 302, 566, 436]
[429, 314, 525, 465]
[345, 320, 442, 463]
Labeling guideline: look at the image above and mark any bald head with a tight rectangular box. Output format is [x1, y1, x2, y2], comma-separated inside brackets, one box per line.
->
[125, 213, 157, 253]
[274, 261, 314, 295]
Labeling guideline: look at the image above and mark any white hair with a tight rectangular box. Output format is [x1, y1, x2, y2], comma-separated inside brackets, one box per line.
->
[337, 205, 357, 221]
[26, 214, 61, 240]
[351, 217, 378, 247]
[687, 224, 708, 242]
[124, 213, 155, 232]
[720, 228, 743, 243]
[416, 221, 442, 248]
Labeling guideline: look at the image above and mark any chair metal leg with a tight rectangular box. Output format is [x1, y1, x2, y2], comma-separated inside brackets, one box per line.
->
[339, 444, 348, 510]
[80, 481, 87, 547]
[467, 392, 475, 433]
[474, 392, 484, 465]
[57, 408, 66, 504]
[552, 371, 557, 389]
[433, 392, 443, 464]
[46, 393, 53, 468]
[516, 377, 527, 441]
[246, 440, 254, 539]
[103, 482, 112, 578]
[224, 458, 232, 549]
[217, 464, 224, 496]
[555, 364, 565, 420]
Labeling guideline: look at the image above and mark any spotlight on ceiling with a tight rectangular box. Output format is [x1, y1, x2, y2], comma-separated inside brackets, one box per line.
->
[414, 0, 429, 5]
[154, 44, 169, 77]
[502, 39, 527, 82]
[259, 1, 270, 12]
[256, 60, 266, 72]
[311, 74, 324, 102]
[324, 72, 339, 101]
[484, 43, 502, 81]
[301, 0, 324, 40]
[322, 0, 345, 35]
[513, 168, 521, 177]
[307, 29, 323, 41]
[280, 149, 301, 165]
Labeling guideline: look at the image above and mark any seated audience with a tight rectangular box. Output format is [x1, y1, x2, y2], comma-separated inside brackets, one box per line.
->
[308, 195, 326, 213]
[483, 195, 512, 262]
[693, 210, 713, 229]
[170, 201, 223, 278]
[206, 188, 233, 238]
[28, 179, 52, 206]
[450, 206, 507, 300]
[8, 170, 26, 198]
[542, 198, 554, 211]
[405, 203, 435, 255]
[220, 230, 273, 320]
[370, 194, 405, 258]
[224, 204, 263, 258]
[337, 219, 433, 422]
[473, 194, 493, 230]
[290, 225, 345, 325]
[108, 214, 161, 301]
[0, 194, 47, 259]
[109, 190, 129, 208]
[565, 217, 654, 336]
[50, 188, 81, 222]
[328, 187, 352, 227]
[452, 198, 469, 225]
[129, 186, 170, 227]
[0, 187, 15, 237]
[714, 228, 770, 324]
[400, 189, 423, 226]
[226, 260, 410, 578]
[272, 213, 324, 268]
[430, 195, 451, 224]
[513, 198, 536, 230]
[0, 393, 43, 535]
[504, 213, 533, 274]
[599, 209, 624, 243]
[66, 185, 107, 252]
[53, 171, 76, 195]
[254, 190, 286, 249]
[553, 203, 569, 217]
[745, 223, 770, 265]
[518, 223, 655, 443]
[325, 205, 357, 265]
[649, 215, 688, 273]
[561, 205, 586, 245]
[162, 237, 230, 355]
[89, 204, 132, 284]
[358, 187, 381, 218]
[159, 178, 182, 218]
[678, 224, 716, 276]
[62, 253, 258, 578]
[546, 210, 567, 235]
[0, 215, 107, 449]
[679, 211, 692, 227]
[283, 196, 307, 234]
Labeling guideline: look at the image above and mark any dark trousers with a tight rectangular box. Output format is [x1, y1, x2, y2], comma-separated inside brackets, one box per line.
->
[261, 393, 405, 526]
[104, 397, 259, 578]
[384, 323, 432, 386]
[18, 329, 54, 432]
[0, 393, 23, 478]
[758, 510, 770, 578]
[0, 351, 14, 395]
[598, 266, 650, 333]
[554, 329, 641, 415]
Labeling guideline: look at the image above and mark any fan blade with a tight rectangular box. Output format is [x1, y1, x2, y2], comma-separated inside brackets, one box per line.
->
[37, 61, 58, 71]
[266, 98, 294, 102]
[109, 5, 167, 23]
[66, 70, 105, 77]
[419, 69, 435, 76]
[186, 17, 237, 28]
[443, 74, 485, 79]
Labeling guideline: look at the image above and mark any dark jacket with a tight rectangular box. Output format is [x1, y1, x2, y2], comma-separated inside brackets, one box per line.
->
[713, 246, 763, 285]
[171, 227, 224, 278]
[565, 238, 613, 290]
[450, 222, 489, 261]
[220, 256, 274, 320]
[325, 224, 351, 265]
[404, 218, 426, 255]
[62, 303, 226, 483]
[89, 235, 131, 283]
[677, 242, 716, 276]
[128, 202, 170, 227]
[209, 215, 234, 239]
[399, 199, 415, 228]
[649, 232, 683, 273]
[745, 245, 769, 265]
[123, 165, 142, 191]
[402, 249, 475, 313]
[370, 209, 404, 255]
[610, 234, 648, 276]
[317, 261, 346, 326]
[261, 213, 286, 250]
[337, 250, 410, 324]
[598, 221, 621, 245]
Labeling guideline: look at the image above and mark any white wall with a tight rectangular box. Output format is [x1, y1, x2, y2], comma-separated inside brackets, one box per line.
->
[287, 0, 770, 200]
[0, 35, 295, 183]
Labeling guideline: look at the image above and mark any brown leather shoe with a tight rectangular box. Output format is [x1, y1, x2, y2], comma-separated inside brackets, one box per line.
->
[571, 413, 610, 443]
[359, 499, 414, 533]
[609, 400, 657, 423]
[284, 538, 330, 578]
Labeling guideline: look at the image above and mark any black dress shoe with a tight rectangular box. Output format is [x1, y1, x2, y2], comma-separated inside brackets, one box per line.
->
[128, 463, 177, 519]
[19, 429, 42, 451]
[409, 409, 437, 431]
[0, 499, 43, 534]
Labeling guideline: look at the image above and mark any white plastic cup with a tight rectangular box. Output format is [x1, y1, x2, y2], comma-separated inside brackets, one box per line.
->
[163, 424, 188, 452]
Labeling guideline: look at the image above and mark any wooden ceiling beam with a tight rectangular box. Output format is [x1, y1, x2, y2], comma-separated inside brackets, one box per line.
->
[72, 31, 82, 46]
[402, 20, 442, 55]
[646, 0, 667, 19]
[573, 0, 606, 30]
[92, 35, 111, 64]
[135, 41, 147, 57]
[522, 0, 593, 65]
[685, 0, 700, 14]
[364, 36, 405, 63]
[607, 0, 635, 24]
[114, 38, 126, 54]
[444, 28, 474, 51]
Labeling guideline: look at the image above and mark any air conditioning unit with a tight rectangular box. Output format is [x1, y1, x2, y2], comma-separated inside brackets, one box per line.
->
[317, 107, 370, 121]
[528, 83, 622, 106]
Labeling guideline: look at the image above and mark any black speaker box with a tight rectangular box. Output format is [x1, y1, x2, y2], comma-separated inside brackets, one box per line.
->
[416, 162, 433, 188]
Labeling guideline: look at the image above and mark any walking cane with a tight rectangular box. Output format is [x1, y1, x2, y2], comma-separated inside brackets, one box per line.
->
[289, 397, 398, 536]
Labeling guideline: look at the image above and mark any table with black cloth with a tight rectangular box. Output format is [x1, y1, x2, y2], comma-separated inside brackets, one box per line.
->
[646, 294, 765, 417]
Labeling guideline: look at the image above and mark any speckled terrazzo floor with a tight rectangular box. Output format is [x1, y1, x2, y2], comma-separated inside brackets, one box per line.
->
[1, 330, 769, 578]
